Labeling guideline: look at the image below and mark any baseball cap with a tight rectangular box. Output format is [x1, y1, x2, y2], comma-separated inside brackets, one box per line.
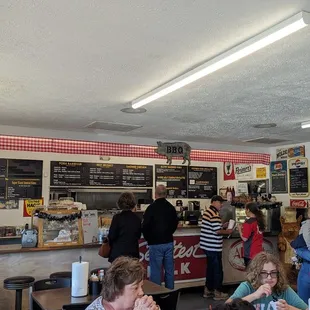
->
[211, 195, 224, 203]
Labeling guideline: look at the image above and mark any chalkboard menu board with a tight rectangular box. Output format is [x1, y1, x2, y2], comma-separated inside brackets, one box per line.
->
[270, 161, 288, 194]
[188, 166, 217, 198]
[288, 158, 309, 197]
[155, 165, 188, 198]
[0, 159, 43, 199]
[50, 162, 153, 188]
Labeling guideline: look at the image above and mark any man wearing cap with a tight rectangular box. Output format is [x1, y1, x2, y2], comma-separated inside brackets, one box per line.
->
[200, 195, 233, 300]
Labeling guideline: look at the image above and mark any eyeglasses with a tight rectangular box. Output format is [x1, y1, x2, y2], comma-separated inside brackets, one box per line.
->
[259, 271, 279, 279]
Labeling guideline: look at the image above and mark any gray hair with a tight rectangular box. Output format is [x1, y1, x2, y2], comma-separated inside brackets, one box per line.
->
[155, 185, 167, 198]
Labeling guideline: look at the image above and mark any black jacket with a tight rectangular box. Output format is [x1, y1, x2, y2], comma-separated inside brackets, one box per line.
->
[142, 198, 178, 245]
[108, 210, 142, 263]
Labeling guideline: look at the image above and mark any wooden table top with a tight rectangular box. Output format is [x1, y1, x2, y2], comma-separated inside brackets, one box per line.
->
[32, 280, 170, 310]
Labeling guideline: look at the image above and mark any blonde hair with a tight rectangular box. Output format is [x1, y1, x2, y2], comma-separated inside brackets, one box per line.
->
[246, 252, 288, 295]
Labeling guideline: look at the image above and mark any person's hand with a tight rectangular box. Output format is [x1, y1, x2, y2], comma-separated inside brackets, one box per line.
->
[226, 229, 233, 235]
[222, 222, 229, 229]
[134, 295, 159, 310]
[254, 284, 272, 299]
[276, 299, 289, 310]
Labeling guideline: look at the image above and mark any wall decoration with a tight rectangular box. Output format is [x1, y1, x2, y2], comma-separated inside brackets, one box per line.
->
[224, 162, 235, 180]
[270, 161, 288, 194]
[234, 164, 253, 181]
[256, 167, 267, 179]
[288, 158, 309, 197]
[290, 199, 308, 209]
[155, 141, 191, 165]
[23, 198, 44, 217]
[276, 145, 305, 160]
[0, 199, 19, 210]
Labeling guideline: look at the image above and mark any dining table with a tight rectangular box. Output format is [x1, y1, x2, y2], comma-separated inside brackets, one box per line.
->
[32, 279, 171, 310]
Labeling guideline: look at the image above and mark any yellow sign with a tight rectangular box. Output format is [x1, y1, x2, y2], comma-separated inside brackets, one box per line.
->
[23, 199, 44, 217]
[256, 167, 267, 179]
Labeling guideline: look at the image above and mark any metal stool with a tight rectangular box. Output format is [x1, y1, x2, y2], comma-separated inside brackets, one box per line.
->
[50, 271, 72, 279]
[4, 276, 35, 310]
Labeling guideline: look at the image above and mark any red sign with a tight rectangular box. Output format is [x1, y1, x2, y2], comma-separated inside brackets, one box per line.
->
[290, 199, 308, 208]
[228, 238, 275, 271]
[139, 235, 206, 282]
[224, 162, 235, 180]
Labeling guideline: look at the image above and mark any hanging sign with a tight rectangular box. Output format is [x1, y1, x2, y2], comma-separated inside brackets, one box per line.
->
[276, 145, 305, 160]
[155, 141, 191, 165]
[289, 158, 309, 197]
[23, 198, 44, 217]
[256, 167, 267, 179]
[224, 162, 235, 180]
[234, 164, 253, 181]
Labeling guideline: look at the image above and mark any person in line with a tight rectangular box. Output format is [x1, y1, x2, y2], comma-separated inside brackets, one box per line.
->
[142, 185, 178, 289]
[200, 195, 233, 300]
[227, 252, 308, 310]
[86, 257, 159, 310]
[291, 207, 310, 303]
[214, 298, 255, 310]
[238, 202, 265, 268]
[108, 192, 142, 263]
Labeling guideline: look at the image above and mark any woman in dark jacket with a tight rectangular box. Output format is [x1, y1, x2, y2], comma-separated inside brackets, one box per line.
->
[108, 192, 142, 263]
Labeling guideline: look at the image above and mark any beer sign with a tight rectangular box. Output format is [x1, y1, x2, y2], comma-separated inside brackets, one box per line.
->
[234, 164, 253, 181]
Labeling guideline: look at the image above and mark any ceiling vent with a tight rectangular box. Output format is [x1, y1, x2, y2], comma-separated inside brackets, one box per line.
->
[243, 137, 291, 144]
[85, 121, 142, 132]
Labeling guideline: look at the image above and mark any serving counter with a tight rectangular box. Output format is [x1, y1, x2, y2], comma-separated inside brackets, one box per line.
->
[0, 225, 278, 310]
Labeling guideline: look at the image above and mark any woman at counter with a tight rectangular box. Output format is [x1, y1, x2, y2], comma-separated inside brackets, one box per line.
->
[108, 192, 142, 263]
[238, 202, 265, 268]
[227, 252, 308, 310]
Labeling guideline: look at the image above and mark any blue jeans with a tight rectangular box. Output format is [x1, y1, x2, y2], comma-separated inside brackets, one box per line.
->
[205, 250, 223, 291]
[149, 242, 174, 289]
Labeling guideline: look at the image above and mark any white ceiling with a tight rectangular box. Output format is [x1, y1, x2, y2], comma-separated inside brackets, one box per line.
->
[1, 0, 310, 152]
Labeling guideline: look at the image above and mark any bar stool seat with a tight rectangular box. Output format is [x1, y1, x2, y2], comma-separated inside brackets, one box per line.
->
[4, 276, 35, 310]
[50, 271, 72, 279]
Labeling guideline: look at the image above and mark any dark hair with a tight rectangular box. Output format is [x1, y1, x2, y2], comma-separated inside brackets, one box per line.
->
[101, 257, 144, 302]
[117, 192, 136, 210]
[215, 299, 255, 310]
[246, 202, 265, 231]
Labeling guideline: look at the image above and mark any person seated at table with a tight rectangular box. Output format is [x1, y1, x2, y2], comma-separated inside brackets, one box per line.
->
[86, 256, 159, 310]
[214, 298, 255, 310]
[227, 252, 308, 310]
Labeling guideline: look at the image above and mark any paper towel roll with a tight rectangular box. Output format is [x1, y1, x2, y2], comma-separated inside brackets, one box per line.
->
[71, 261, 89, 297]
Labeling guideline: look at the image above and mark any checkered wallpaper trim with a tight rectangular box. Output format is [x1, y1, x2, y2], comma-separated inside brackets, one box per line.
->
[0, 135, 270, 164]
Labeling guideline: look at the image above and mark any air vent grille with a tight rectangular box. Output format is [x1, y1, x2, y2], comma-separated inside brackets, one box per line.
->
[86, 121, 142, 132]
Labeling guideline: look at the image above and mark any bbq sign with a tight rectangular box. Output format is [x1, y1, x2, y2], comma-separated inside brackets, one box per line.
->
[139, 235, 206, 282]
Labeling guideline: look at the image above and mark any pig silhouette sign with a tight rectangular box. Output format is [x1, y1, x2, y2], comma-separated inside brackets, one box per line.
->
[155, 141, 191, 165]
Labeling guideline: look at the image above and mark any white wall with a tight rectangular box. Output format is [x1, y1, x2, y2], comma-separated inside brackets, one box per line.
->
[0, 149, 270, 226]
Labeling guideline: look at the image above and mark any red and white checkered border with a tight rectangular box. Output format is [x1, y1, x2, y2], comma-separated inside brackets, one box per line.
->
[0, 135, 270, 164]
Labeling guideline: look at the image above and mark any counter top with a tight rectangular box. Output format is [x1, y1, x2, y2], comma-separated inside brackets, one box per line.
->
[0, 243, 101, 254]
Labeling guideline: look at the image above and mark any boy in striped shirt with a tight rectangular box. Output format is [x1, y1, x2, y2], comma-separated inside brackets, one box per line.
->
[200, 195, 233, 300]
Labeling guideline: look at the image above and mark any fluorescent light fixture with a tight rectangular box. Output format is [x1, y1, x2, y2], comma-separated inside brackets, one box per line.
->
[301, 121, 310, 129]
[132, 11, 310, 109]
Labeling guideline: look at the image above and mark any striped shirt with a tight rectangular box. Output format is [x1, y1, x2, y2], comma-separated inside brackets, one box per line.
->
[200, 205, 223, 252]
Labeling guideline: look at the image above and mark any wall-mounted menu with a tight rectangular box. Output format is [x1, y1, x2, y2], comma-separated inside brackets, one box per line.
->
[155, 165, 187, 198]
[50, 161, 153, 188]
[188, 166, 217, 198]
[289, 158, 309, 197]
[0, 159, 43, 199]
[270, 161, 288, 194]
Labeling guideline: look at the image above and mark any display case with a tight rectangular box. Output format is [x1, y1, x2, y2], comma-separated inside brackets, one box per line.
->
[36, 209, 83, 247]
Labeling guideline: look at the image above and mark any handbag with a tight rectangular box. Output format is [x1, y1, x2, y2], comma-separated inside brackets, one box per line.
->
[98, 237, 110, 258]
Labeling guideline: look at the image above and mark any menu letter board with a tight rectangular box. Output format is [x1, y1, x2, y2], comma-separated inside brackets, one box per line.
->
[155, 165, 187, 198]
[289, 158, 309, 197]
[270, 161, 288, 194]
[188, 166, 217, 198]
[50, 162, 153, 188]
[0, 159, 43, 200]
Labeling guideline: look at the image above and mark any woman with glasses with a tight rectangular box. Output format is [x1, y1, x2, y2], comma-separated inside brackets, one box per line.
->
[227, 252, 308, 310]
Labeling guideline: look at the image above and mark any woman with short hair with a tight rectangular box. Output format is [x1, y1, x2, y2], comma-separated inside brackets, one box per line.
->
[86, 257, 158, 310]
[108, 192, 142, 263]
[227, 252, 308, 310]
